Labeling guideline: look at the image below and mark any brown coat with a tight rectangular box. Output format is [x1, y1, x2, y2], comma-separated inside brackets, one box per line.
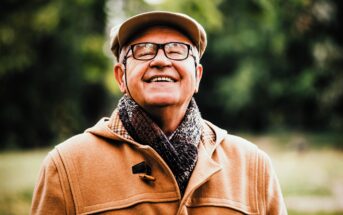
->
[31, 116, 287, 214]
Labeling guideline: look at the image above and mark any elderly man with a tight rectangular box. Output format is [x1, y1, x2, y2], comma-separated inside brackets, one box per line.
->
[31, 11, 287, 214]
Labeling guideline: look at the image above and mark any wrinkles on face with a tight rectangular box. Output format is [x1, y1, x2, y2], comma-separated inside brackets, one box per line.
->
[117, 26, 202, 116]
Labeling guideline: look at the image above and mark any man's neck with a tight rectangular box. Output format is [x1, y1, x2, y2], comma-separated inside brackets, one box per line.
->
[144, 104, 188, 136]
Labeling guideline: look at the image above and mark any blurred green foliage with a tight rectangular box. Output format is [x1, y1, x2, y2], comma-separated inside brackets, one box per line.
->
[1, 0, 342, 149]
[225, 0, 343, 132]
[0, 0, 113, 149]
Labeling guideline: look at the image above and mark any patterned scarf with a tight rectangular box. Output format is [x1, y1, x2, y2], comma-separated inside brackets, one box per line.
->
[118, 95, 202, 195]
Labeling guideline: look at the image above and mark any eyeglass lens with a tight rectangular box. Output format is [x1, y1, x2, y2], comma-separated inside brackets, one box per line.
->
[132, 42, 189, 60]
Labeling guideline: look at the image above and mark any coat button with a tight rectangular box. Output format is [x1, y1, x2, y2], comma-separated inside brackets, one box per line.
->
[139, 174, 156, 182]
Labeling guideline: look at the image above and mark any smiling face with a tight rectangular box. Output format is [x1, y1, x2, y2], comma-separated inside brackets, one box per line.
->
[114, 26, 203, 112]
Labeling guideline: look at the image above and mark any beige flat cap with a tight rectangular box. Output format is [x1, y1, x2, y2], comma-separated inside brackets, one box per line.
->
[110, 11, 207, 61]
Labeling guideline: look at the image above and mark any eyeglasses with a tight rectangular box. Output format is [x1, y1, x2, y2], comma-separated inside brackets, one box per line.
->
[124, 42, 193, 62]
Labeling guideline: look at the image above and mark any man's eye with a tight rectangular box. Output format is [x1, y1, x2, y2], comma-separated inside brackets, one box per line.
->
[166, 50, 183, 56]
[168, 49, 183, 53]
[167, 47, 186, 55]
[167, 43, 187, 53]
[136, 49, 154, 57]
[134, 46, 156, 59]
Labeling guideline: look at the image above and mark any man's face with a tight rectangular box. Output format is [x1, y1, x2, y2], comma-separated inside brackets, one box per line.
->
[115, 26, 203, 111]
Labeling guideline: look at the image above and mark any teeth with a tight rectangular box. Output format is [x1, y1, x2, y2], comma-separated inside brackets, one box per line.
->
[150, 77, 174, 82]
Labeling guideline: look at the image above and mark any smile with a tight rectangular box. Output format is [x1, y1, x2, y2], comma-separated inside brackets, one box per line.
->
[147, 76, 176, 83]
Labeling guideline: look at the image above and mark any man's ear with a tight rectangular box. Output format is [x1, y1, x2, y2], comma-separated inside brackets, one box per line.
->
[114, 63, 127, 93]
[194, 63, 203, 93]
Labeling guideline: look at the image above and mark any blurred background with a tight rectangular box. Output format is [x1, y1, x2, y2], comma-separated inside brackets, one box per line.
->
[0, 0, 342, 214]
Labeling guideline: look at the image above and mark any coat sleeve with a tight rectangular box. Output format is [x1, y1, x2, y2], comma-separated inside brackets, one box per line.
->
[31, 152, 72, 215]
[259, 150, 288, 215]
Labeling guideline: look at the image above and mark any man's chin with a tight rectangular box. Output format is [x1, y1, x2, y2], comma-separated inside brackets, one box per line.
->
[144, 96, 179, 107]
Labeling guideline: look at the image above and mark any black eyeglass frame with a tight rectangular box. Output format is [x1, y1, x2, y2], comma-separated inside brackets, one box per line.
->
[122, 42, 196, 65]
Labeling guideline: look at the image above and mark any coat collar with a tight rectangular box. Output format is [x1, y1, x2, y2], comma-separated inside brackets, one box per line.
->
[178, 120, 226, 206]
[87, 109, 227, 153]
[86, 109, 228, 202]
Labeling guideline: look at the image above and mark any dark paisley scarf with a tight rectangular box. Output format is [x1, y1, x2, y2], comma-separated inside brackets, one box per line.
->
[118, 95, 202, 195]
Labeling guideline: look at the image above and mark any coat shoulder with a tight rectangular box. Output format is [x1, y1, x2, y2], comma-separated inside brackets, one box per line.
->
[224, 134, 259, 151]
[203, 120, 266, 160]
[54, 131, 117, 159]
[222, 133, 272, 162]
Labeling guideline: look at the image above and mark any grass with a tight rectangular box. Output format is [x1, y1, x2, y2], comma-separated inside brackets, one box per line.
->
[244, 132, 343, 214]
[273, 149, 343, 196]
[243, 132, 343, 196]
[0, 149, 50, 215]
[288, 211, 343, 215]
[0, 132, 342, 215]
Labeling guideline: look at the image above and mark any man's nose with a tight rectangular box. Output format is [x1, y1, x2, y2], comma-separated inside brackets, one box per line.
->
[149, 49, 172, 68]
